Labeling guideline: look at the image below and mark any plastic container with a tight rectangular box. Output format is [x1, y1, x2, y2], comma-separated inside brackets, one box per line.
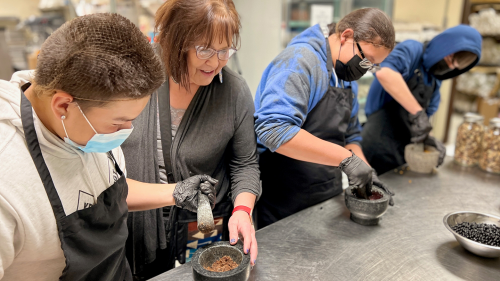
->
[454, 113, 484, 166]
[479, 118, 500, 174]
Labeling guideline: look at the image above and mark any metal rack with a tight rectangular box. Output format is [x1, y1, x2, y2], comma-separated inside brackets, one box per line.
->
[281, 0, 394, 48]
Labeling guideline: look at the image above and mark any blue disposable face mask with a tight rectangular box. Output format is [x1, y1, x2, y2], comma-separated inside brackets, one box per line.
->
[61, 104, 133, 153]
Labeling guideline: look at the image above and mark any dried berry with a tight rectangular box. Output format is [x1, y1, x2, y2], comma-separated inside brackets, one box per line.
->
[204, 256, 239, 272]
[452, 222, 500, 247]
[353, 189, 383, 200]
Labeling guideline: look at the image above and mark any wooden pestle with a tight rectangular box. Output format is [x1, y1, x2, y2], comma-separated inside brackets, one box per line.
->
[197, 187, 215, 234]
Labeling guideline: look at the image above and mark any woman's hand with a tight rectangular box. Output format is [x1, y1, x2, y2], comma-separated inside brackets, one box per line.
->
[228, 211, 257, 266]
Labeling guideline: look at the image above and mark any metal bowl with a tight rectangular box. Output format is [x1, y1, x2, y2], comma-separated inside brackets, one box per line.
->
[443, 211, 500, 258]
[345, 186, 390, 226]
[192, 241, 250, 281]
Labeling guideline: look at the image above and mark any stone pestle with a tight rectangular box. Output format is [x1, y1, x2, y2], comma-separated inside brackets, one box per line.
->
[197, 188, 215, 234]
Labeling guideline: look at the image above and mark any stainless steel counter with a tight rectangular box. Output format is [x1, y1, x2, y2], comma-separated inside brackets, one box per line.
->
[150, 158, 500, 281]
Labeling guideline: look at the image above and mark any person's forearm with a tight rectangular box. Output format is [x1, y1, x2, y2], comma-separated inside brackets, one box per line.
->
[126, 178, 176, 211]
[376, 67, 422, 115]
[275, 129, 352, 166]
[233, 192, 257, 210]
[345, 143, 368, 165]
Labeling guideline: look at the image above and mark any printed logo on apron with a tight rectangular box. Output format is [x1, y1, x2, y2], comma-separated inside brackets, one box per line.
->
[77, 190, 95, 210]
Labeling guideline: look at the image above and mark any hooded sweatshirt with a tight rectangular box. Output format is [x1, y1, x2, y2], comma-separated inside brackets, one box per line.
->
[365, 24, 482, 117]
[0, 71, 126, 280]
[254, 24, 361, 153]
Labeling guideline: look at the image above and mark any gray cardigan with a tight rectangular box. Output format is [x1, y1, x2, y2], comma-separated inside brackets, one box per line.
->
[121, 66, 261, 271]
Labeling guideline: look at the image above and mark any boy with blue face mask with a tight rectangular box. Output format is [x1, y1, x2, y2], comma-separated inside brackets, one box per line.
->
[60, 102, 135, 153]
[0, 13, 217, 280]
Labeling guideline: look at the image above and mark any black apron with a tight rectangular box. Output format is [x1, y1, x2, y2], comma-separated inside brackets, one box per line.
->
[157, 81, 233, 269]
[361, 65, 436, 175]
[20, 85, 132, 281]
[255, 30, 353, 229]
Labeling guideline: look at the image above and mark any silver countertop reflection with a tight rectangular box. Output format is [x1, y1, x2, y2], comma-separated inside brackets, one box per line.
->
[149, 158, 500, 281]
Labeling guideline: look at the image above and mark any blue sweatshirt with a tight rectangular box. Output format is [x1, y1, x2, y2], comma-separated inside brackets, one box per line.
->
[365, 24, 482, 117]
[254, 24, 361, 153]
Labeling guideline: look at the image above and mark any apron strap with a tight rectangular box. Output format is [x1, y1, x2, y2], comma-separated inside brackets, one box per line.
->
[20, 86, 66, 220]
[320, 23, 330, 39]
[407, 68, 437, 109]
[320, 23, 333, 73]
[319, 24, 339, 87]
[107, 151, 124, 176]
[157, 80, 179, 256]
[320, 23, 340, 88]
[157, 81, 175, 184]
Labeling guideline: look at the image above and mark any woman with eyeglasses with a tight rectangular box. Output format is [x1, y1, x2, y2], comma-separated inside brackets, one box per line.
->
[120, 0, 260, 278]
[361, 25, 482, 175]
[254, 8, 395, 229]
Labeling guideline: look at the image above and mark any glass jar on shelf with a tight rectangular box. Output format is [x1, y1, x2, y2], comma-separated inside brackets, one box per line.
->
[454, 113, 484, 166]
[479, 118, 500, 174]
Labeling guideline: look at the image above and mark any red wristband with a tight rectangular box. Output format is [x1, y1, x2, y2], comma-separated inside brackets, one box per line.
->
[232, 205, 251, 216]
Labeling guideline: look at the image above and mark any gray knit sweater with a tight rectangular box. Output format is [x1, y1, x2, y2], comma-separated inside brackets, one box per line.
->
[121, 66, 261, 271]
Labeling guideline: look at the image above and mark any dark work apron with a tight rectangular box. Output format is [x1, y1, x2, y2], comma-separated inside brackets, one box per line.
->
[20, 85, 132, 281]
[361, 66, 436, 175]
[157, 81, 233, 269]
[255, 30, 353, 229]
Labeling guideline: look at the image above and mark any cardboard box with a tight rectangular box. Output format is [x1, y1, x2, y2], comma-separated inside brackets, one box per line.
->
[477, 97, 500, 125]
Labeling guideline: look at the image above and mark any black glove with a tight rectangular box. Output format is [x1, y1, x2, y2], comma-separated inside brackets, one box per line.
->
[339, 151, 373, 199]
[424, 136, 446, 167]
[408, 110, 432, 143]
[173, 175, 218, 213]
[372, 170, 395, 206]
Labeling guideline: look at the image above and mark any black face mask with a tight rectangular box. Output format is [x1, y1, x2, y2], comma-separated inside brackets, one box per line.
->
[431, 59, 451, 75]
[334, 43, 368, 82]
[430, 59, 461, 80]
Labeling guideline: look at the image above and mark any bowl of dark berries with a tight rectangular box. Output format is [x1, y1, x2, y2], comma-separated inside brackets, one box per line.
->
[345, 186, 390, 226]
[192, 241, 250, 281]
[444, 211, 500, 258]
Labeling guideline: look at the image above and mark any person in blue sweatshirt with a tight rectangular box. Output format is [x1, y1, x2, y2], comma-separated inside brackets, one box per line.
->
[361, 25, 482, 175]
[254, 8, 396, 229]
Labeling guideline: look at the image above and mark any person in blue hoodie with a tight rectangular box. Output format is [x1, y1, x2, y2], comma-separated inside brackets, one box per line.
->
[361, 25, 482, 175]
[254, 8, 396, 229]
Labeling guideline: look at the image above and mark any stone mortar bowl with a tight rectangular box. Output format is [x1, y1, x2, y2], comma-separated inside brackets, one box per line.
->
[405, 143, 439, 173]
[192, 241, 250, 281]
[345, 186, 390, 226]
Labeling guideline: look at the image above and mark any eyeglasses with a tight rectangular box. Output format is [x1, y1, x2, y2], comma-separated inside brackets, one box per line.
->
[195, 46, 237, 61]
[355, 42, 381, 73]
